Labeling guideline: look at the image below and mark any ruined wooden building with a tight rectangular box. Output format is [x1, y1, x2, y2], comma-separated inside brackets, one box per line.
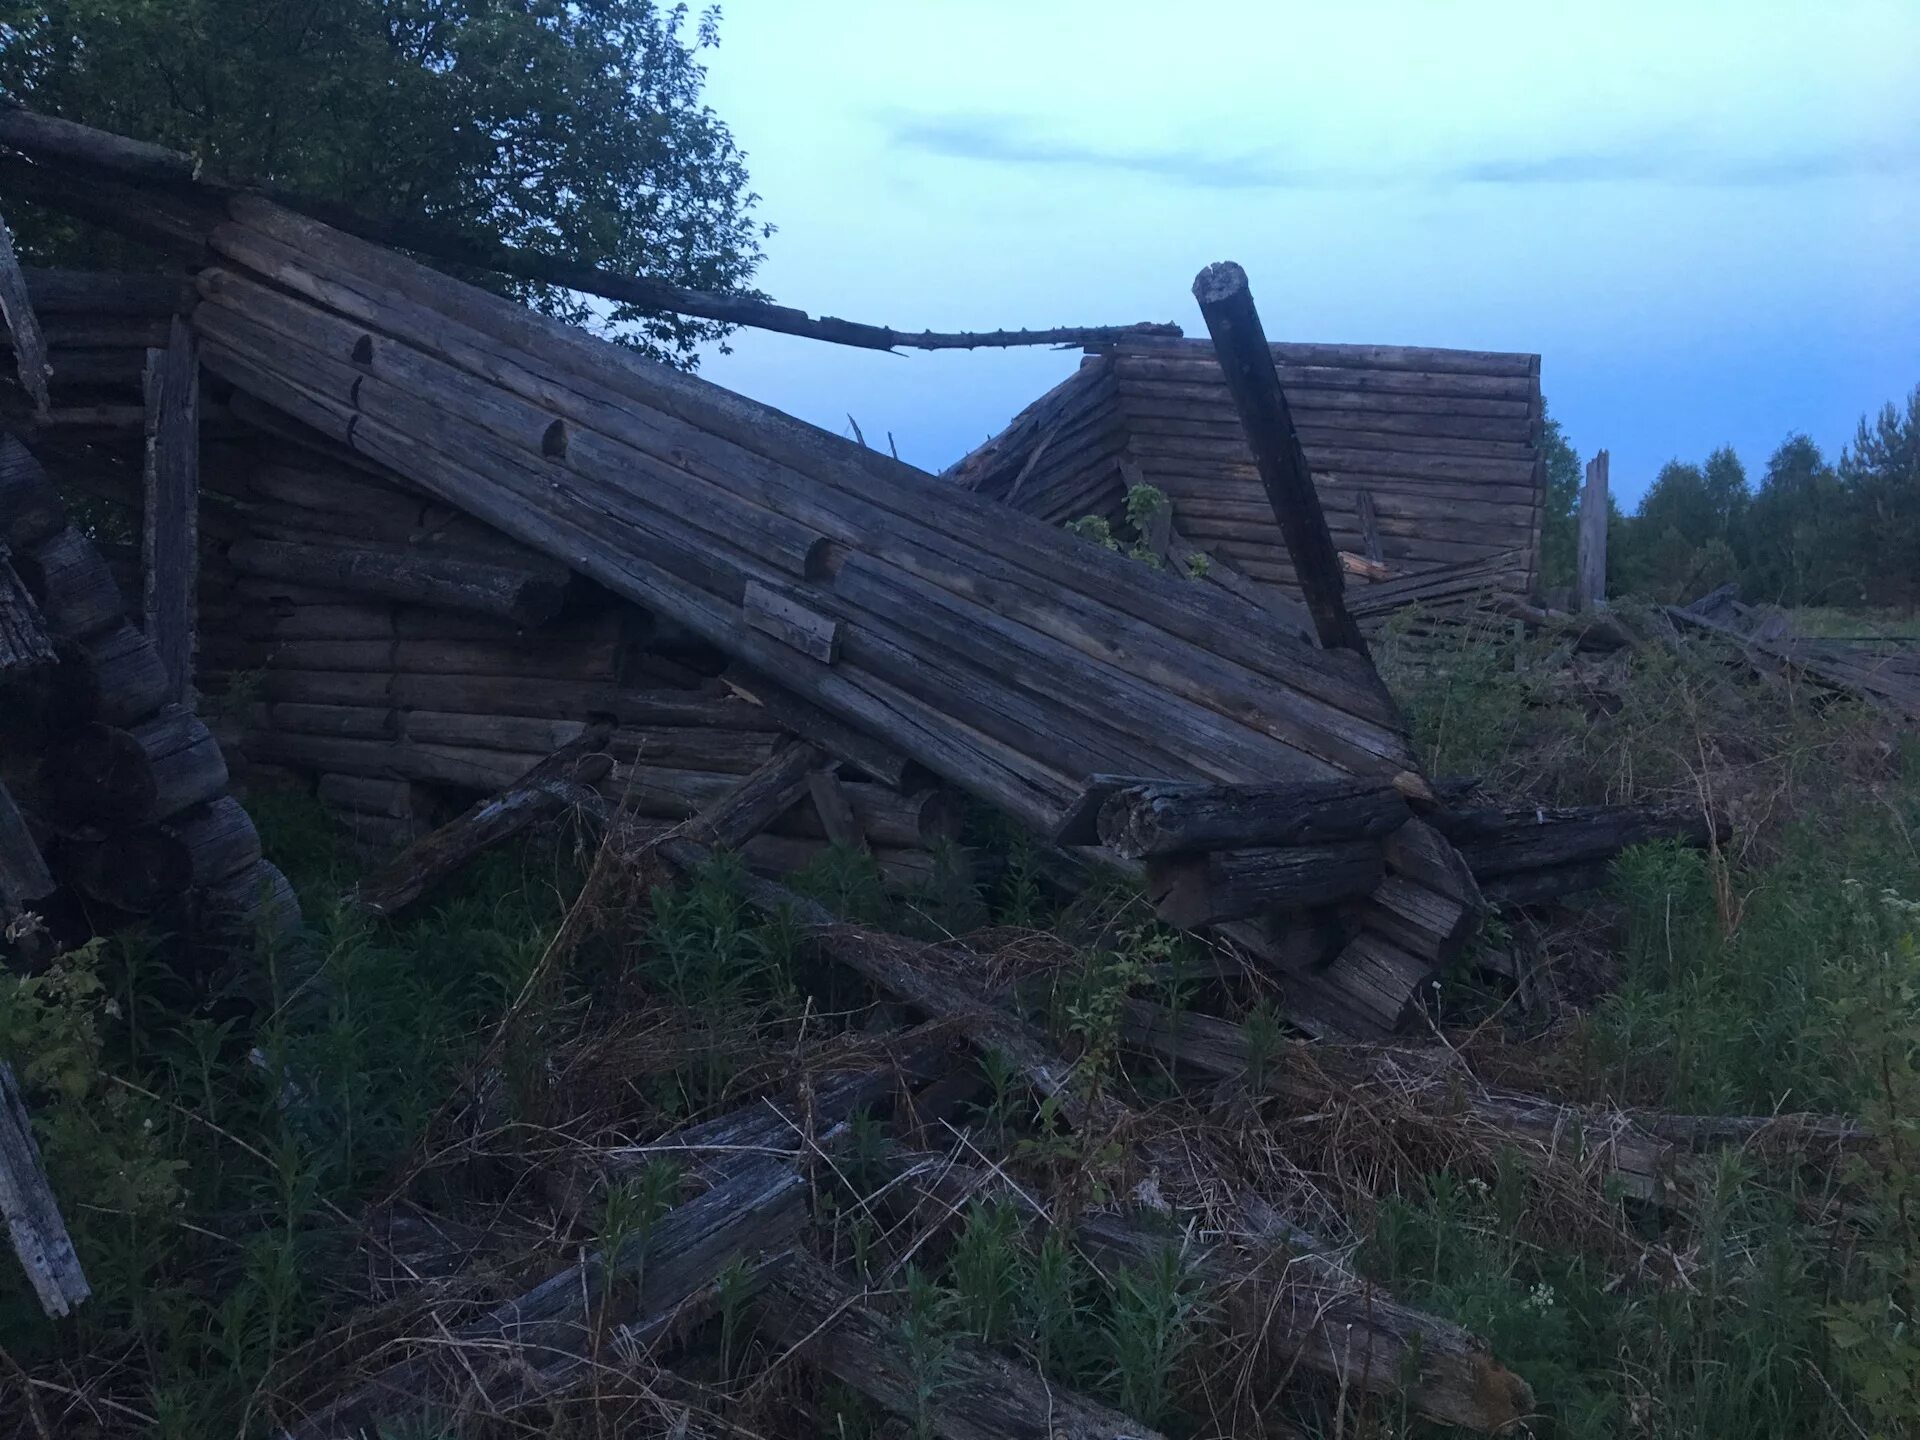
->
[3, 105, 1786, 1440]
[948, 334, 1547, 605]
[0, 105, 1598, 1043]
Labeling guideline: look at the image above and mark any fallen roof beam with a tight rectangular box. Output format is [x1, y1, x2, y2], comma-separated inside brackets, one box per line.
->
[0, 104, 1181, 355]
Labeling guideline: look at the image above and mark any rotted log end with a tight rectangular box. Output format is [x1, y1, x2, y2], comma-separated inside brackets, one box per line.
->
[1191, 260, 1250, 305]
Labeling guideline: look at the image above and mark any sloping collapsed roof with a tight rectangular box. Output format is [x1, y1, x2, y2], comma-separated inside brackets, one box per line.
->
[0, 107, 1501, 1035]
[947, 337, 1545, 598]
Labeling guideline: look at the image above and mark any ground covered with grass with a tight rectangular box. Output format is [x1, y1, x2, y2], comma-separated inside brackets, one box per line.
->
[3, 611, 1918, 1439]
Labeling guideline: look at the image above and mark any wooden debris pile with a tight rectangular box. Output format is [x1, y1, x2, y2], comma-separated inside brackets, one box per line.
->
[1668, 583, 1920, 722]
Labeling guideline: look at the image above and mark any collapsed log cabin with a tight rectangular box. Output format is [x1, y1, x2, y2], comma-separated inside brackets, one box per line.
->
[946, 333, 1548, 607]
[0, 107, 1704, 1045]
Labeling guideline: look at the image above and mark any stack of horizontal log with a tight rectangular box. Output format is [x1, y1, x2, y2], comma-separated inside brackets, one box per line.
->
[57, 395, 970, 887]
[0, 434, 296, 945]
[0, 266, 198, 425]
[949, 337, 1547, 600]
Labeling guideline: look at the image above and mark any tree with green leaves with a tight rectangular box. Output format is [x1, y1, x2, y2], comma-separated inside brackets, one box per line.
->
[0, 0, 768, 367]
[1838, 385, 1920, 608]
[1742, 434, 1849, 606]
[1535, 403, 1583, 591]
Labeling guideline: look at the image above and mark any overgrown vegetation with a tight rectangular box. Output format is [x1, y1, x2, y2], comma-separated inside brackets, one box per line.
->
[4, 616, 1919, 1438]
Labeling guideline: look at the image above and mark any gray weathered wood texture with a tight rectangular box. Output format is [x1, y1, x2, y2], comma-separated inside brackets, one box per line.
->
[947, 338, 1547, 602]
[1576, 448, 1608, 610]
[141, 315, 199, 702]
[0, 1060, 90, 1317]
[1193, 260, 1366, 653]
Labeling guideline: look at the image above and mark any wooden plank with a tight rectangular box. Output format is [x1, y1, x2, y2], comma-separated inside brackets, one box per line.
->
[282, 1160, 807, 1440]
[356, 725, 613, 916]
[1191, 262, 1362, 652]
[0, 778, 55, 915]
[742, 578, 843, 663]
[1356, 488, 1383, 563]
[0, 1061, 90, 1317]
[805, 767, 867, 850]
[141, 316, 199, 704]
[1145, 839, 1385, 926]
[1112, 335, 1540, 377]
[1576, 448, 1609, 610]
[1096, 776, 1408, 857]
[0, 206, 51, 417]
[686, 742, 822, 849]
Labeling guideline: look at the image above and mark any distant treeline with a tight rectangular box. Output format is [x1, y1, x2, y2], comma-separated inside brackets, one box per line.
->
[1539, 384, 1920, 609]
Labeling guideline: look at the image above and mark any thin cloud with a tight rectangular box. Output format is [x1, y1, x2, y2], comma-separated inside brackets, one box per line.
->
[888, 113, 1919, 190]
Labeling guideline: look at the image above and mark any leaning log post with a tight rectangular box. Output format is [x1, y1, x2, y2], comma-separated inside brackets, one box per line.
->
[1192, 261, 1366, 654]
[355, 724, 613, 917]
[1575, 449, 1609, 611]
[142, 315, 200, 704]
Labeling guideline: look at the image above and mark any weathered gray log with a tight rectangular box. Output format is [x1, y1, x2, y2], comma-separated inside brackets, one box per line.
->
[1434, 800, 1718, 881]
[168, 795, 264, 886]
[0, 1060, 90, 1318]
[15, 525, 124, 640]
[140, 316, 199, 703]
[1575, 449, 1608, 611]
[0, 206, 50, 416]
[197, 858, 300, 944]
[55, 622, 171, 725]
[355, 724, 613, 917]
[0, 778, 54, 915]
[1191, 261, 1365, 653]
[61, 824, 193, 912]
[1145, 840, 1384, 927]
[754, 1250, 1166, 1440]
[227, 538, 567, 625]
[0, 105, 196, 183]
[278, 1160, 808, 1440]
[0, 105, 1184, 357]
[36, 707, 228, 826]
[721, 665, 914, 788]
[805, 766, 867, 850]
[683, 742, 822, 850]
[21, 267, 195, 316]
[132, 706, 231, 820]
[0, 544, 54, 673]
[0, 434, 64, 548]
[1096, 776, 1408, 857]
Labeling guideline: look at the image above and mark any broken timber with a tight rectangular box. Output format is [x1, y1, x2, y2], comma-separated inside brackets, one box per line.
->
[0, 105, 1180, 357]
[354, 723, 614, 917]
[0, 1060, 90, 1317]
[649, 838, 1531, 1430]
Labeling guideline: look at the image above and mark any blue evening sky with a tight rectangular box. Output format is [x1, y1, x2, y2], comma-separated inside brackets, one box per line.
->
[696, 1, 1920, 504]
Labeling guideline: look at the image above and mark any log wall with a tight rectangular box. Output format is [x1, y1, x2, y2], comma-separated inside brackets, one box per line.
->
[68, 406, 965, 891]
[949, 338, 1547, 599]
